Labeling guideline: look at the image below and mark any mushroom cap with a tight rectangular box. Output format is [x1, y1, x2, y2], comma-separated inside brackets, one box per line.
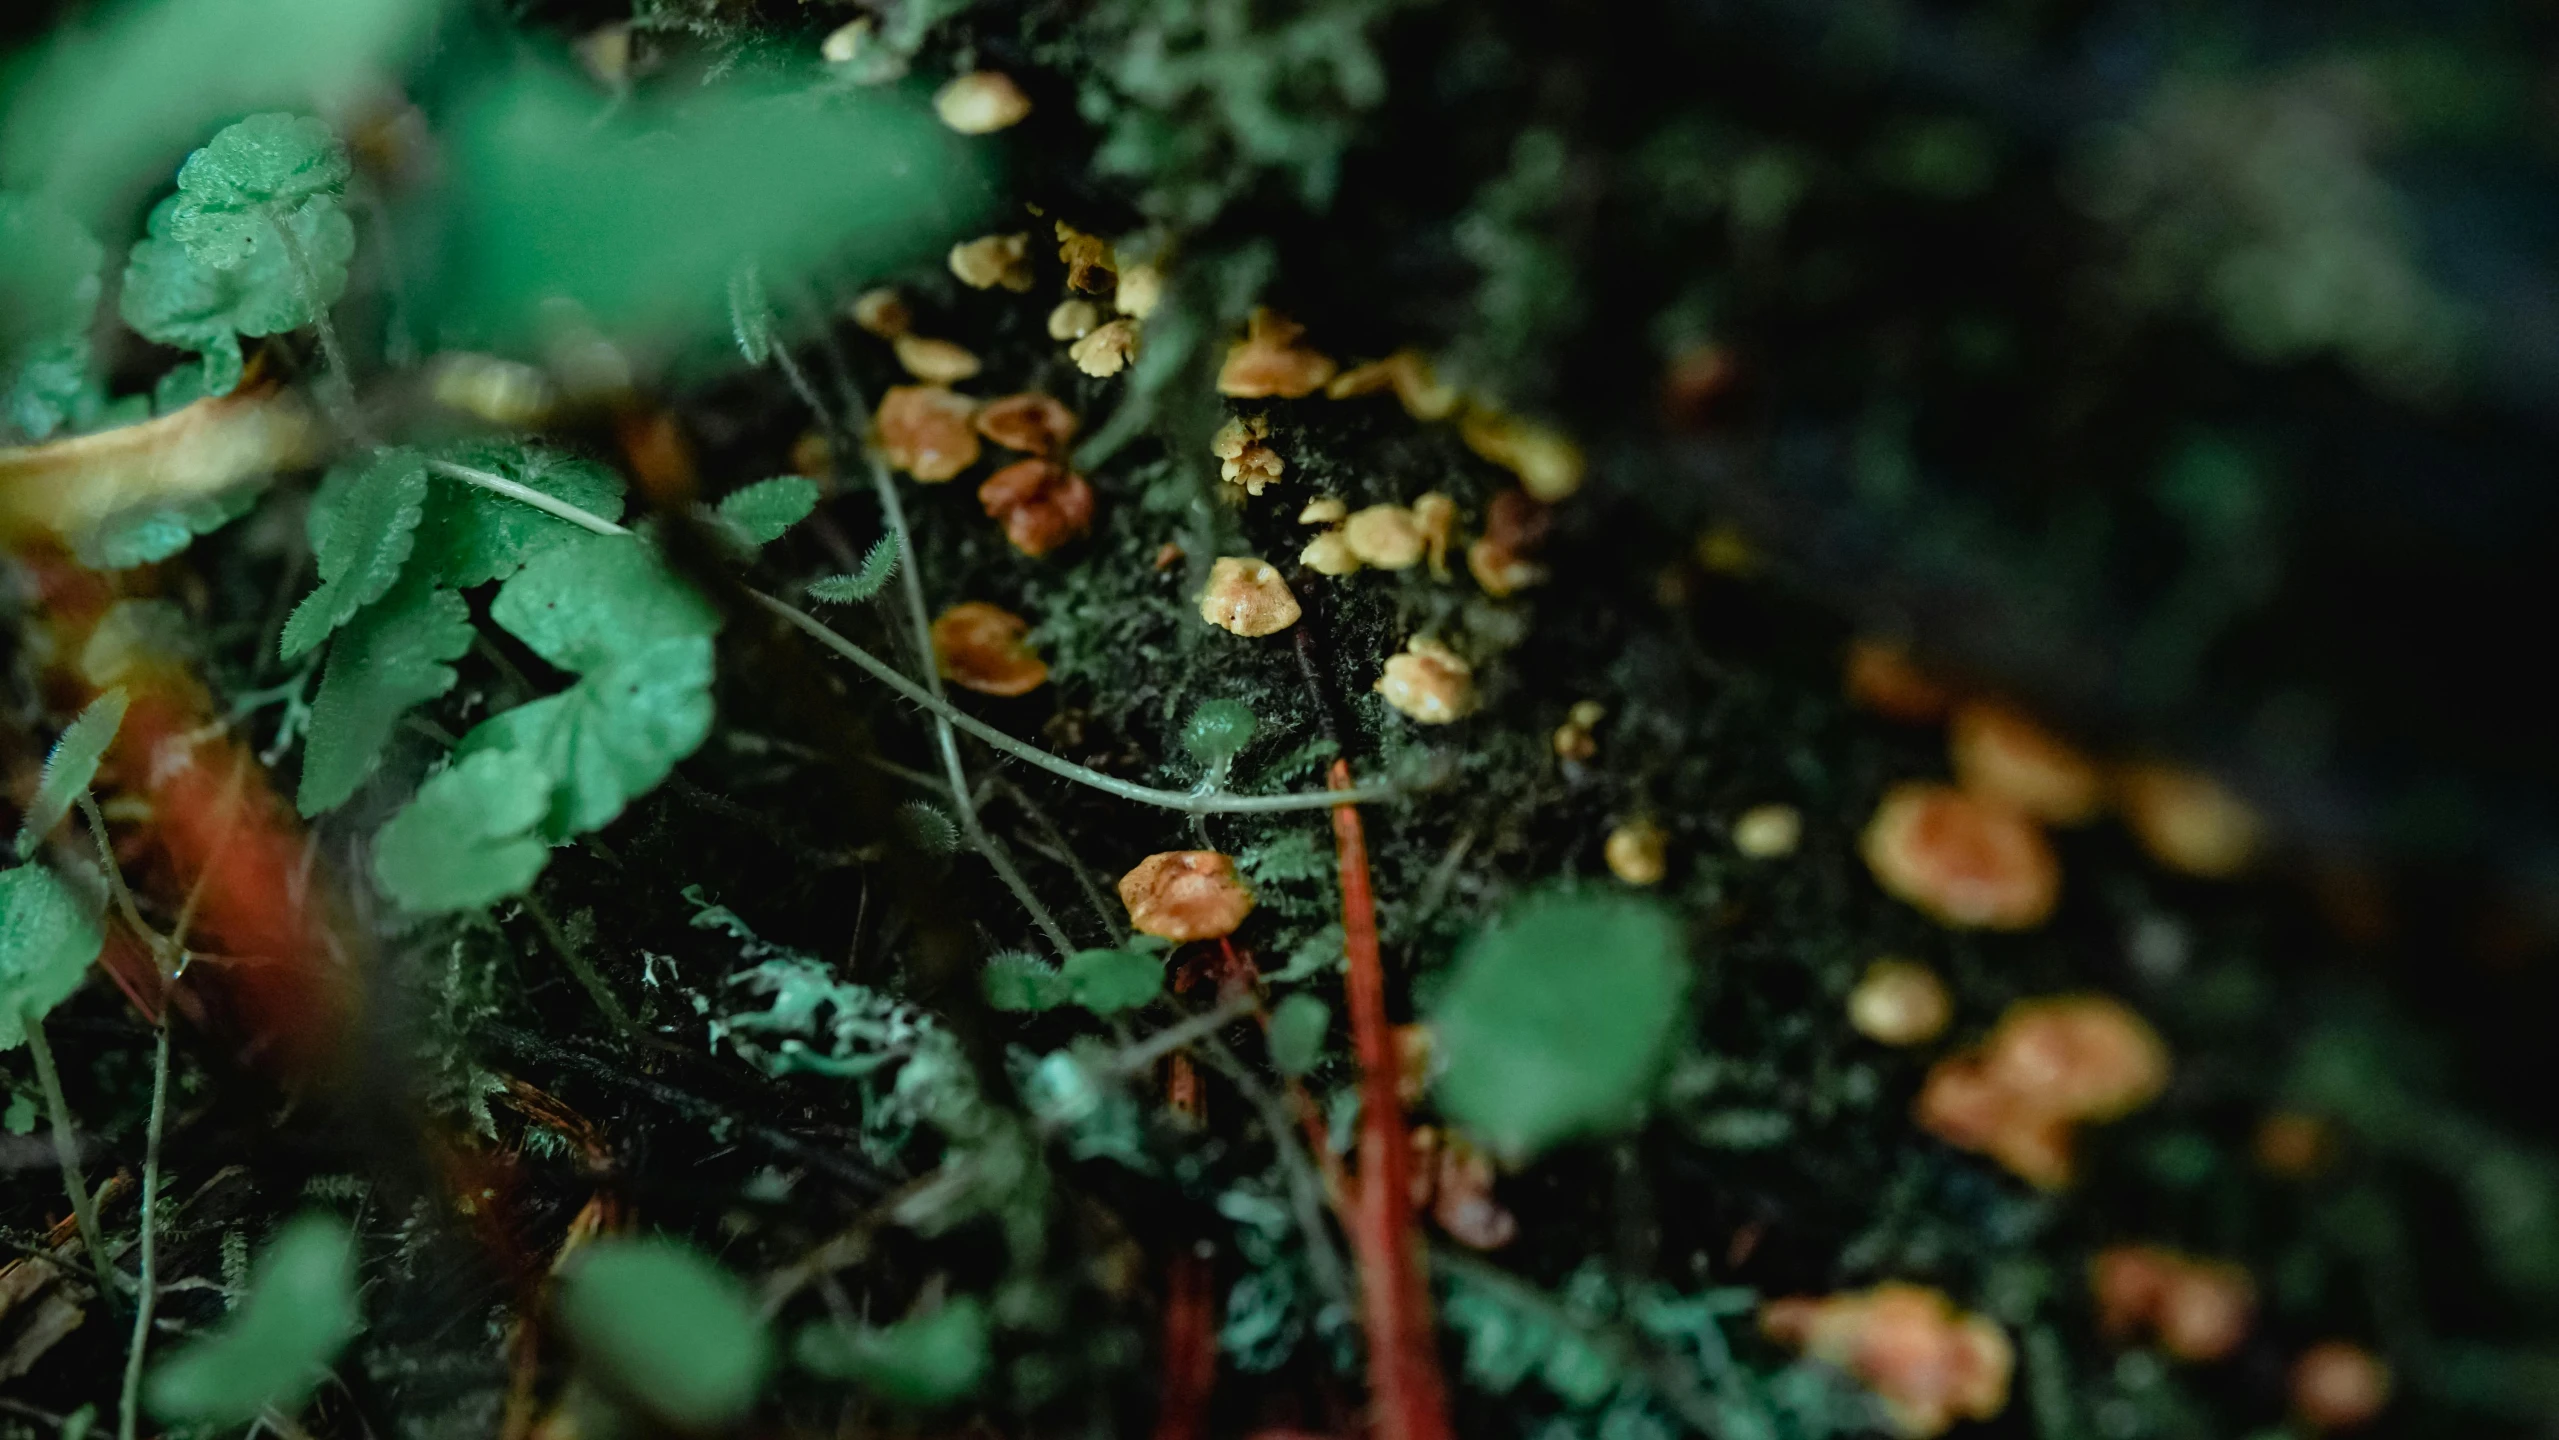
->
[894, 333, 982, 384]
[1845, 638, 1956, 723]
[874, 385, 981, 483]
[1604, 820, 1668, 886]
[1459, 408, 1584, 502]
[2118, 763, 2262, 878]
[929, 601, 1047, 696]
[1950, 700, 2103, 825]
[974, 393, 1080, 456]
[2292, 1342, 2392, 1431]
[1983, 995, 2169, 1123]
[1070, 318, 1140, 378]
[1118, 850, 1256, 942]
[1198, 556, 1301, 636]
[1763, 1284, 2013, 1439]
[977, 459, 1095, 557]
[1859, 782, 2059, 930]
[1343, 504, 1426, 569]
[1848, 959, 1952, 1046]
[1375, 639, 1474, 723]
[1216, 308, 1337, 398]
[934, 71, 1032, 133]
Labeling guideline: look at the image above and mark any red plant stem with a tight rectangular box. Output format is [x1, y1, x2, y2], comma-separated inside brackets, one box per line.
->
[1154, 1037, 1217, 1440]
[1328, 758, 1453, 1440]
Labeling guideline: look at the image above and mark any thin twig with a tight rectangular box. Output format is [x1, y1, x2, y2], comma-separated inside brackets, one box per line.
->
[79, 793, 154, 959]
[520, 896, 640, 1037]
[20, 1014, 114, 1298]
[1331, 756, 1454, 1440]
[997, 777, 1121, 939]
[750, 590, 1406, 814]
[1195, 1036, 1355, 1313]
[118, 1023, 173, 1440]
[1102, 995, 1259, 1079]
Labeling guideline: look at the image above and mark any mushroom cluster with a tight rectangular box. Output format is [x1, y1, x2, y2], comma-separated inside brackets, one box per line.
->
[2089, 1245, 2256, 1363]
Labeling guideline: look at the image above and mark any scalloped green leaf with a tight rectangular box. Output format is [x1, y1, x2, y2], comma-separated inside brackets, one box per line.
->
[0, 865, 103, 1052]
[371, 749, 553, 914]
[715, 475, 818, 548]
[1062, 948, 1164, 1015]
[281, 448, 429, 659]
[297, 575, 474, 816]
[145, 1212, 358, 1424]
[169, 113, 351, 270]
[489, 534, 716, 675]
[1, 192, 104, 442]
[13, 689, 128, 860]
[457, 634, 716, 839]
[557, 1238, 771, 1428]
[983, 952, 1070, 1012]
[1429, 890, 1690, 1161]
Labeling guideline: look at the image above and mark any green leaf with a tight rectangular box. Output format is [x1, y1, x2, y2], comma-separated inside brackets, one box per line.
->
[488, 534, 718, 675]
[457, 635, 716, 839]
[982, 952, 1070, 1012]
[14, 689, 128, 860]
[1429, 890, 1690, 1161]
[715, 476, 818, 547]
[297, 576, 473, 816]
[1, 192, 104, 442]
[556, 1237, 772, 1429]
[0, 0, 439, 228]
[727, 262, 775, 364]
[421, 64, 983, 347]
[0, 866, 103, 1052]
[146, 1212, 358, 1425]
[1182, 699, 1258, 768]
[281, 448, 430, 659]
[120, 186, 348, 366]
[169, 113, 351, 270]
[1062, 948, 1164, 1015]
[412, 440, 627, 588]
[807, 534, 900, 604]
[72, 484, 262, 570]
[795, 1296, 989, 1407]
[370, 749, 553, 913]
[1267, 993, 1329, 1078]
[895, 800, 959, 857]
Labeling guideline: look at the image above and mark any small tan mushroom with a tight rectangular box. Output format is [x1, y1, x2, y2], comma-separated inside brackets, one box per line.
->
[1343, 504, 1426, 570]
[893, 334, 982, 384]
[1845, 638, 1954, 723]
[1916, 994, 2168, 1188]
[977, 459, 1095, 557]
[1411, 492, 1457, 577]
[1459, 408, 1584, 501]
[1047, 299, 1101, 341]
[2117, 763, 2262, 878]
[1299, 529, 1360, 576]
[934, 71, 1032, 134]
[1733, 803, 1803, 858]
[1848, 959, 1951, 1046]
[1298, 497, 1347, 525]
[929, 601, 1047, 696]
[1422, 1129, 1518, 1251]
[1860, 782, 2059, 931]
[1118, 850, 1256, 942]
[1327, 348, 1459, 421]
[1056, 222, 1114, 293]
[1070, 318, 1140, 378]
[974, 392, 1079, 456]
[1216, 307, 1337, 399]
[2292, 1342, 2391, 1431]
[1552, 700, 1604, 761]
[1106, 262, 1162, 319]
[874, 385, 981, 483]
[948, 232, 1034, 292]
[1211, 415, 1284, 495]
[1466, 487, 1553, 597]
[1198, 557, 1301, 637]
[1950, 700, 2103, 826]
[850, 287, 912, 339]
[818, 18, 870, 64]
[1760, 1284, 2013, 1439]
[1605, 820, 1668, 886]
[2090, 1246, 2256, 1363]
[429, 353, 554, 427]
[1376, 638, 1474, 724]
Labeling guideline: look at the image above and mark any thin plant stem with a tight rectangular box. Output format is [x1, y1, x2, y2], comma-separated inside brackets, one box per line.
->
[748, 589, 1406, 814]
[267, 214, 362, 438]
[1002, 777, 1121, 939]
[426, 460, 632, 537]
[1196, 1036, 1354, 1313]
[79, 794, 153, 952]
[521, 895, 640, 1036]
[117, 1023, 172, 1440]
[416, 458, 1406, 817]
[1103, 995, 1259, 1079]
[20, 1014, 114, 1298]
